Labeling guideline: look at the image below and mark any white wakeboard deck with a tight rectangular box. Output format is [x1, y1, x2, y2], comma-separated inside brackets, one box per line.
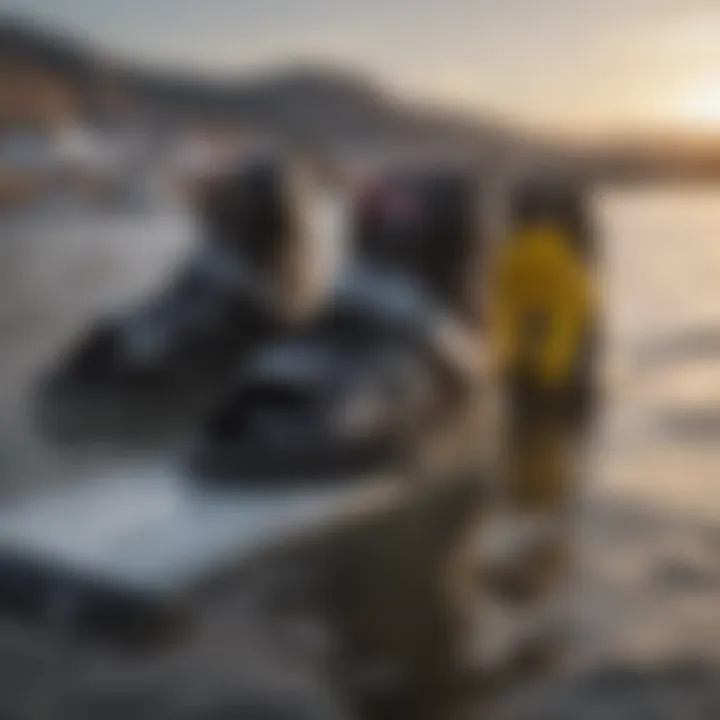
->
[0, 471, 410, 597]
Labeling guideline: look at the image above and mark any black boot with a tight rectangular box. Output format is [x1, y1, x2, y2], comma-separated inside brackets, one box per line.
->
[36, 153, 321, 444]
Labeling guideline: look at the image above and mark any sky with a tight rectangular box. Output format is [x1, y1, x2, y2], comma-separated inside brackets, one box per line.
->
[5, 0, 720, 137]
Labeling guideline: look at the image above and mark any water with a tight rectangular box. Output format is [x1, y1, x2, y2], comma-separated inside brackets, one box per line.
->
[599, 185, 720, 518]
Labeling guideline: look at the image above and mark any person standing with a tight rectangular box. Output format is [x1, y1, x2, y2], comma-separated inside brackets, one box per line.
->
[490, 174, 598, 604]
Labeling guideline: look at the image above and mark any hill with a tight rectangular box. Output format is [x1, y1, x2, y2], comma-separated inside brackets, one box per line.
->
[0, 16, 534, 161]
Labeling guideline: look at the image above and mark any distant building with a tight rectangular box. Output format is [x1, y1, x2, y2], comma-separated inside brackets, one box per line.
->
[0, 51, 79, 130]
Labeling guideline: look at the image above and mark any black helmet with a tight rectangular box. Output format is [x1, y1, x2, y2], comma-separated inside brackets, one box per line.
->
[511, 174, 594, 259]
[200, 153, 298, 269]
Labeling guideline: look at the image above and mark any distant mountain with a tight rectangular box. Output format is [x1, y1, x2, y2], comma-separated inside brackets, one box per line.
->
[0, 17, 93, 79]
[0, 16, 543, 161]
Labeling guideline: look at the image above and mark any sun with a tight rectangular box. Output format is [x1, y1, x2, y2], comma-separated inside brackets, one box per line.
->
[679, 81, 720, 129]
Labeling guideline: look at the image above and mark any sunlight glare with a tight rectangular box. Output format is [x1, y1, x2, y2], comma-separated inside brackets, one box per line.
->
[680, 80, 720, 128]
